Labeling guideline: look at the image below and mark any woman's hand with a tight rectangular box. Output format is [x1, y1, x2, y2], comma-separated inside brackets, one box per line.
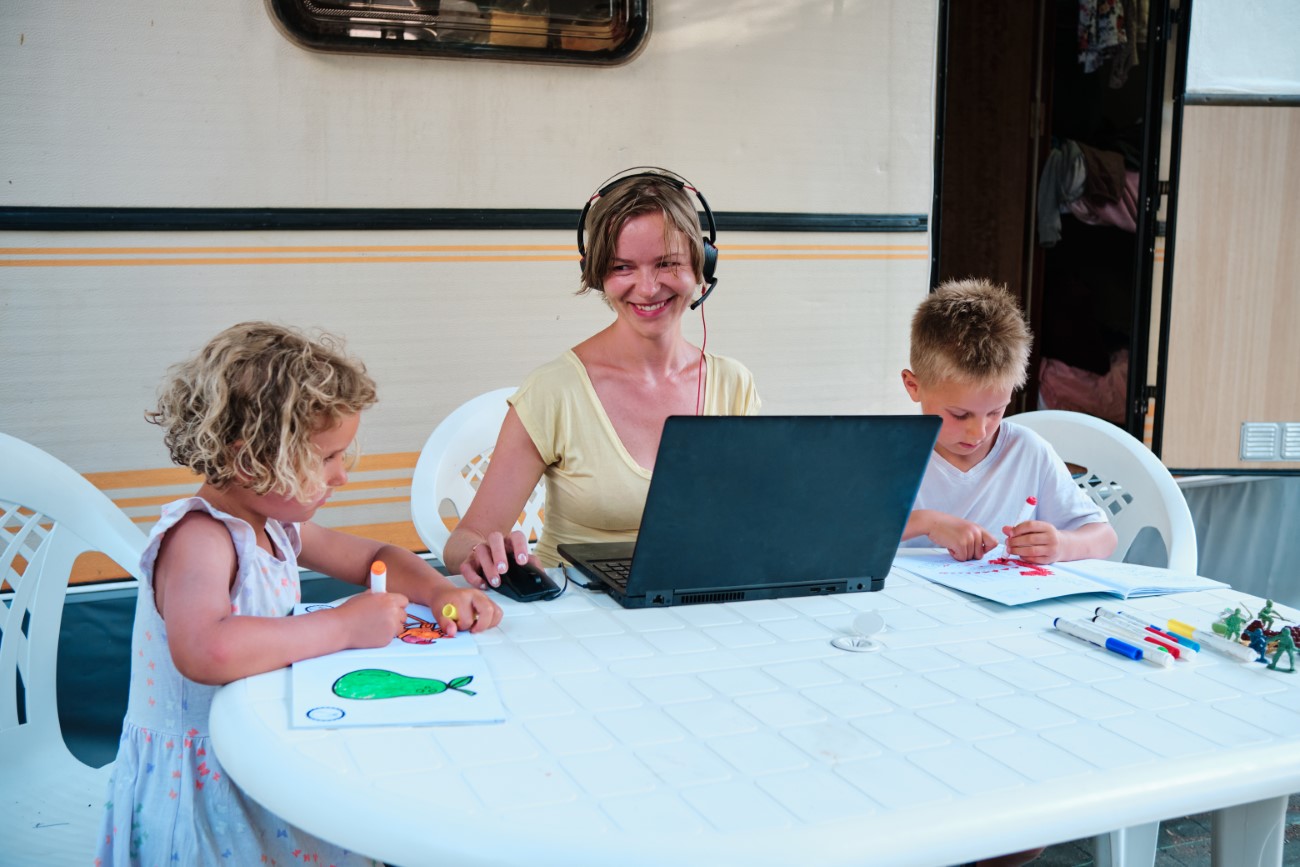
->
[459, 529, 539, 589]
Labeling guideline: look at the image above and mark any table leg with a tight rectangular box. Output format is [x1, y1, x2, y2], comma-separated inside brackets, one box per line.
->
[1211, 795, 1288, 867]
[1091, 821, 1158, 867]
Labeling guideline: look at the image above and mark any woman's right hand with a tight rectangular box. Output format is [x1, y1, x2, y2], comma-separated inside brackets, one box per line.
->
[460, 529, 538, 589]
[334, 589, 410, 648]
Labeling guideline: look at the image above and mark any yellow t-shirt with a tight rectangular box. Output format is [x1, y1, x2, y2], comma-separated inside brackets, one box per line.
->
[510, 349, 761, 566]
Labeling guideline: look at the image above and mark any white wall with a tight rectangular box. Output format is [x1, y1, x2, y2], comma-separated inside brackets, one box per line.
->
[1187, 0, 1300, 96]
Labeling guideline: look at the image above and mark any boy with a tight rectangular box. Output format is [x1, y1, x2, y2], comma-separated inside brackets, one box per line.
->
[900, 278, 1117, 565]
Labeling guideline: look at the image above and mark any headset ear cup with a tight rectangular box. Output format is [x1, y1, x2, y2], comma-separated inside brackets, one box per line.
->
[701, 239, 718, 286]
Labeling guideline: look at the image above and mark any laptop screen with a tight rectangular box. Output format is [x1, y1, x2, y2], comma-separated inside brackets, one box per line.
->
[619, 414, 940, 602]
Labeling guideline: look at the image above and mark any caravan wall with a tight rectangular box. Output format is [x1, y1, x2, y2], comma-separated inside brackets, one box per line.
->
[1, 2, 939, 580]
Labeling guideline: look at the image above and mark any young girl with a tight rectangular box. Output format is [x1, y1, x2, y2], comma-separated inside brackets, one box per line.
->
[96, 321, 501, 866]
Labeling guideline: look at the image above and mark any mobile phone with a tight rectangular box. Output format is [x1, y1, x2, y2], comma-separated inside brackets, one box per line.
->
[492, 559, 563, 603]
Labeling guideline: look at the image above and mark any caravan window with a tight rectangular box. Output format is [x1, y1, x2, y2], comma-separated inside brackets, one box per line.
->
[267, 0, 648, 65]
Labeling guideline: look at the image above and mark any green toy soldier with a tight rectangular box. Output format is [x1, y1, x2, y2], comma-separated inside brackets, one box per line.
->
[1258, 600, 1291, 632]
[1222, 607, 1248, 642]
[1267, 628, 1296, 673]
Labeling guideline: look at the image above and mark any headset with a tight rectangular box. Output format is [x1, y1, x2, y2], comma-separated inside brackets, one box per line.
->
[576, 167, 719, 310]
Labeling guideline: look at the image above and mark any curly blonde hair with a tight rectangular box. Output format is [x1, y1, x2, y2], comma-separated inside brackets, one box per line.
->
[147, 321, 377, 501]
[910, 278, 1032, 391]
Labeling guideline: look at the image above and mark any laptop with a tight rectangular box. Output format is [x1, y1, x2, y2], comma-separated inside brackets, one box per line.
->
[558, 414, 940, 608]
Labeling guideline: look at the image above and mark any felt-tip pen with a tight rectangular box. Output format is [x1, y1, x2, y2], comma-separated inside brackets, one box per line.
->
[1107, 608, 1201, 652]
[1165, 618, 1255, 662]
[1078, 618, 1176, 668]
[370, 560, 387, 594]
[1053, 617, 1149, 663]
[1092, 610, 1184, 659]
[985, 496, 1039, 560]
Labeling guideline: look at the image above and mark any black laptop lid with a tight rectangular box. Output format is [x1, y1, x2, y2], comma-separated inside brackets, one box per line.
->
[624, 414, 940, 602]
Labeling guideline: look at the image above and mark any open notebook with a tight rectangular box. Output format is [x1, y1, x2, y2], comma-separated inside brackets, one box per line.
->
[290, 600, 505, 728]
[893, 549, 1227, 606]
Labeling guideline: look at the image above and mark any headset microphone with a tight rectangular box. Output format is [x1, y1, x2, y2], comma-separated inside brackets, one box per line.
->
[689, 277, 717, 311]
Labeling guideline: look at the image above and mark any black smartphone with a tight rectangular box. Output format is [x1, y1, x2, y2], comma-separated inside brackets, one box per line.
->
[492, 559, 563, 603]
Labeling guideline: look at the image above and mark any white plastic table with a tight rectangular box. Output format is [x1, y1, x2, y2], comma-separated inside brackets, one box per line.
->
[210, 560, 1300, 867]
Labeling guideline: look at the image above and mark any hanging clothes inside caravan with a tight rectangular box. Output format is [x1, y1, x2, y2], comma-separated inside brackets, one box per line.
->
[1037, 138, 1138, 246]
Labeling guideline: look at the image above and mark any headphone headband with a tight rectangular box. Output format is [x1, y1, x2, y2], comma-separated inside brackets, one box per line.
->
[576, 167, 719, 309]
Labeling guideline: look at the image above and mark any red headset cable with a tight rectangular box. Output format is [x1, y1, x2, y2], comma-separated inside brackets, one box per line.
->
[695, 302, 708, 415]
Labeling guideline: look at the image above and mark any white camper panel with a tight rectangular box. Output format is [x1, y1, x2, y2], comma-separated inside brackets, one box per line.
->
[1, 2, 939, 574]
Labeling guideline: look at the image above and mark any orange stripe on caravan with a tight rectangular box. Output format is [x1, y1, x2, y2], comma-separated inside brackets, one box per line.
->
[729, 253, 927, 260]
[1, 244, 574, 255]
[111, 477, 412, 510]
[84, 453, 417, 494]
[0, 255, 576, 267]
[3, 243, 924, 255]
[0, 243, 931, 268]
[724, 244, 928, 251]
[83, 466, 204, 489]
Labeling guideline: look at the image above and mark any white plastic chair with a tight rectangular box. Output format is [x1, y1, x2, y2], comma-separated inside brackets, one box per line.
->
[1014, 409, 1197, 574]
[410, 388, 546, 563]
[0, 432, 148, 866]
[1014, 410, 1197, 867]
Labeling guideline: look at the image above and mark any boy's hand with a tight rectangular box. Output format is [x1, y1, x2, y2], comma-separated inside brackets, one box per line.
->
[926, 512, 999, 561]
[1004, 520, 1062, 564]
[333, 590, 411, 649]
[431, 586, 503, 636]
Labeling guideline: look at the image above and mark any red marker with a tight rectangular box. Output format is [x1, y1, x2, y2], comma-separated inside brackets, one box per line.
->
[984, 496, 1038, 560]
[1011, 496, 1038, 527]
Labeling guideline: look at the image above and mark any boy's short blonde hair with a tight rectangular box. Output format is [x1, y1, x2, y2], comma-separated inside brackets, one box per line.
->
[909, 278, 1032, 391]
[147, 321, 377, 501]
[579, 172, 706, 294]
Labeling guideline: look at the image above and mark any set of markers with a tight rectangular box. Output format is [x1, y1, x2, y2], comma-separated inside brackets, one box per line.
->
[1054, 607, 1256, 667]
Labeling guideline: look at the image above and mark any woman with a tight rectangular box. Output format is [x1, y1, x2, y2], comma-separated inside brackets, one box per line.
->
[443, 168, 760, 587]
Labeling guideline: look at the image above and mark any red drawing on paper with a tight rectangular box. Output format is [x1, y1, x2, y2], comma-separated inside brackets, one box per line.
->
[989, 557, 1055, 577]
[398, 613, 450, 644]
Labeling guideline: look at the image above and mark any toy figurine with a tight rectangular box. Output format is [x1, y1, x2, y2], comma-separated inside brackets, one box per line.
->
[1267, 628, 1296, 673]
[1220, 607, 1249, 642]
[1258, 599, 1291, 632]
[1245, 627, 1270, 664]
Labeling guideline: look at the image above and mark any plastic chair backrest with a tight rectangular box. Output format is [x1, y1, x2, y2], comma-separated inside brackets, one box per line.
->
[1013, 410, 1198, 573]
[1, 433, 148, 864]
[410, 388, 545, 563]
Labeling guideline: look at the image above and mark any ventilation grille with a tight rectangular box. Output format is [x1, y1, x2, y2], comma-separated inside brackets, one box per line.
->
[1240, 422, 1300, 461]
[678, 590, 746, 606]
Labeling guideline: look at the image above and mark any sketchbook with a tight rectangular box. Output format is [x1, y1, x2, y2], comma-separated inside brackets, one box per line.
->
[290, 599, 505, 728]
[892, 549, 1228, 606]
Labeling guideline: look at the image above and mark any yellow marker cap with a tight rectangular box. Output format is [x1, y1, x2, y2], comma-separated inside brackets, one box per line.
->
[442, 603, 458, 620]
[1166, 619, 1195, 638]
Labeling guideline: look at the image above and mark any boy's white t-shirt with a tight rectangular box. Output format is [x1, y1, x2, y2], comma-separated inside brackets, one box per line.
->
[901, 419, 1108, 547]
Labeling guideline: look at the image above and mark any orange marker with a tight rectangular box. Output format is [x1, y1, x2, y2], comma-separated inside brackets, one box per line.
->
[369, 560, 387, 594]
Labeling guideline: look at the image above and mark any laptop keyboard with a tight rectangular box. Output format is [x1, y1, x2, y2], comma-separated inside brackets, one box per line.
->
[591, 558, 632, 591]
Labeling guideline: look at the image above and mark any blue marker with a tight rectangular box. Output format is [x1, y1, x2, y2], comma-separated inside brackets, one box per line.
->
[1054, 617, 1144, 662]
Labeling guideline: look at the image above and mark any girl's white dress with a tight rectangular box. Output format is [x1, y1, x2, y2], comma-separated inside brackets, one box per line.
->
[94, 497, 379, 866]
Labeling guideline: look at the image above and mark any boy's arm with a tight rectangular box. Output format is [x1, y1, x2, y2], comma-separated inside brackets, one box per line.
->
[297, 523, 502, 634]
[904, 509, 999, 561]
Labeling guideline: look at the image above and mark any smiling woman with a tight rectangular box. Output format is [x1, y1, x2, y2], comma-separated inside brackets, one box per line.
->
[439, 168, 761, 584]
